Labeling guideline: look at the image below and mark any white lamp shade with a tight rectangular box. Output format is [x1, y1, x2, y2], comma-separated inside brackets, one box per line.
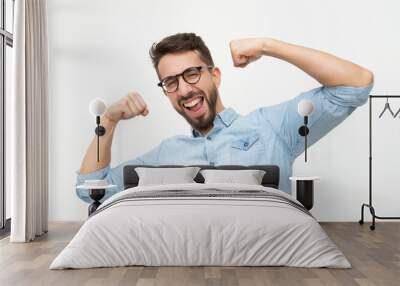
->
[298, 99, 314, 116]
[89, 98, 107, 116]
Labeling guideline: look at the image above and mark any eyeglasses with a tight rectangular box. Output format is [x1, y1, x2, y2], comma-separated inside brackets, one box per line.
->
[157, 66, 214, 93]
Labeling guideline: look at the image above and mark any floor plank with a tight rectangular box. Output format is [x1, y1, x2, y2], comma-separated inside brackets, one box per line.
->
[0, 221, 399, 286]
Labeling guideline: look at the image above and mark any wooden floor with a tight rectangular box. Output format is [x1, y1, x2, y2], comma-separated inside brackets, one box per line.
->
[0, 222, 399, 286]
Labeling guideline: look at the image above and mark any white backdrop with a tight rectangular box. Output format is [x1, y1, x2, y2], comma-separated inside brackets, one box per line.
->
[47, 0, 400, 221]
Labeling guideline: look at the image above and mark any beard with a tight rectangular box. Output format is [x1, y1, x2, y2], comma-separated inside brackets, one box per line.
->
[174, 85, 218, 133]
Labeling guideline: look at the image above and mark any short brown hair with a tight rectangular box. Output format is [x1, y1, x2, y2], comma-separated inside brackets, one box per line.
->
[149, 33, 215, 77]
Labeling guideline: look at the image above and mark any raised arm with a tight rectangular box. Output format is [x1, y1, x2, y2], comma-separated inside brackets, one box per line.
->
[229, 37, 374, 157]
[79, 91, 149, 174]
[79, 115, 117, 173]
[229, 37, 374, 87]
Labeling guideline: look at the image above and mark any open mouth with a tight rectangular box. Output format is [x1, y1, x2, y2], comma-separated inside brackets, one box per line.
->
[182, 96, 205, 116]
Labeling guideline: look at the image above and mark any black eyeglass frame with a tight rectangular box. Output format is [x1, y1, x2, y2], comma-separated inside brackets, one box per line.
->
[157, 65, 214, 93]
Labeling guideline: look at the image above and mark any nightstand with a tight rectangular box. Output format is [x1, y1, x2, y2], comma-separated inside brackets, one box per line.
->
[77, 183, 117, 216]
[289, 176, 320, 210]
[87, 189, 106, 216]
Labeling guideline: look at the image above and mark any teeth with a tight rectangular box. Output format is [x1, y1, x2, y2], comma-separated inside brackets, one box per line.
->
[184, 97, 202, 108]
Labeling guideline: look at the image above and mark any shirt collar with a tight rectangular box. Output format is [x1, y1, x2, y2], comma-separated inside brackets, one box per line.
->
[191, 107, 239, 138]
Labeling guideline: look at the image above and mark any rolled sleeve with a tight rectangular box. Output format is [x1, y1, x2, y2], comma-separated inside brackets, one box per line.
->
[75, 141, 163, 204]
[258, 82, 374, 158]
[323, 82, 374, 107]
[76, 165, 111, 183]
[75, 165, 116, 204]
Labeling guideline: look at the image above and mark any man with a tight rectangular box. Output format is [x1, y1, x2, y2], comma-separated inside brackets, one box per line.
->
[76, 33, 373, 203]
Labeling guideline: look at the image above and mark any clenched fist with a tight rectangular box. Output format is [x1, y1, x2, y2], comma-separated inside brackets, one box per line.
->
[104, 91, 149, 123]
[229, 38, 267, 68]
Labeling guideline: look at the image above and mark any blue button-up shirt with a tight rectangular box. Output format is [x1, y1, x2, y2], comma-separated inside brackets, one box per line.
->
[76, 83, 373, 203]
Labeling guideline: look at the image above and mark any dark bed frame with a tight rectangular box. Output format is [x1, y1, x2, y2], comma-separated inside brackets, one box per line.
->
[123, 165, 280, 190]
[122, 165, 313, 211]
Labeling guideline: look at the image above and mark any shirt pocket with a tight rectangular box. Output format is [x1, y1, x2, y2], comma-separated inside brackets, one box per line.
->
[230, 133, 265, 164]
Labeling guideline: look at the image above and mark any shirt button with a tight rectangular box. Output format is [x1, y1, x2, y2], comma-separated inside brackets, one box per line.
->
[206, 136, 211, 140]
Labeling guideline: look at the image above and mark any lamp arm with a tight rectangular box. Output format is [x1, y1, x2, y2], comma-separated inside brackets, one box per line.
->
[94, 116, 106, 162]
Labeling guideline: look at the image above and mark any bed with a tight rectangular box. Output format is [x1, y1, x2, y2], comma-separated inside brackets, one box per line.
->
[50, 165, 350, 269]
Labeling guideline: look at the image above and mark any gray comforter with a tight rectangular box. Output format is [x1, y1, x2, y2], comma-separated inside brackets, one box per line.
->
[50, 183, 350, 269]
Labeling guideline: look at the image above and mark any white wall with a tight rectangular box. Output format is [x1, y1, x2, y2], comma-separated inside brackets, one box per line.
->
[47, 0, 400, 221]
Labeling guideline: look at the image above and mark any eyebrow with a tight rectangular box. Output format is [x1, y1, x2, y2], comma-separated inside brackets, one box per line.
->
[161, 65, 202, 80]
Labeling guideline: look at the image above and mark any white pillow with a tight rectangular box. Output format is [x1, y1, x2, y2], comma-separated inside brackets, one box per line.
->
[135, 167, 201, 186]
[200, 169, 266, 185]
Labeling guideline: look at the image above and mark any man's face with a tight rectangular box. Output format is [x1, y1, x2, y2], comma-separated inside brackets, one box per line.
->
[157, 51, 221, 133]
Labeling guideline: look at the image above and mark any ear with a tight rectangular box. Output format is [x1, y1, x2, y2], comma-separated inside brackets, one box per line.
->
[211, 67, 221, 88]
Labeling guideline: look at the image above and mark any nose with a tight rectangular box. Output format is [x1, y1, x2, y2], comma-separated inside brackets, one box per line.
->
[176, 74, 194, 97]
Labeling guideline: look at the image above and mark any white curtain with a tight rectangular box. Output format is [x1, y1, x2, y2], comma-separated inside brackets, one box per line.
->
[9, 0, 48, 242]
